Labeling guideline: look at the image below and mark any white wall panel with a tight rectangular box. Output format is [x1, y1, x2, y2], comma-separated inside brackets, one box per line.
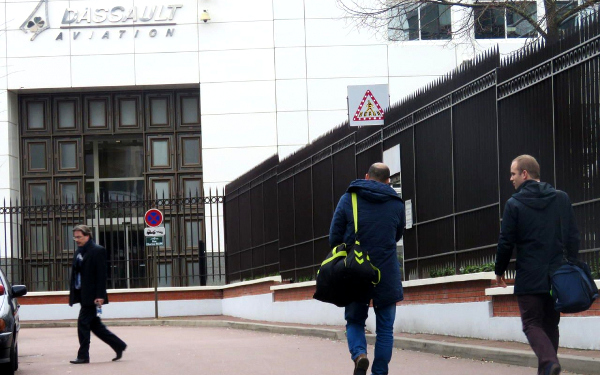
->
[204, 0, 273, 23]
[203, 146, 278, 184]
[200, 49, 275, 83]
[199, 21, 274, 51]
[71, 54, 135, 87]
[7, 122, 19, 158]
[0, 155, 19, 190]
[277, 111, 309, 146]
[200, 81, 276, 115]
[308, 110, 347, 142]
[273, 0, 305, 20]
[274, 20, 305, 47]
[304, 0, 346, 19]
[135, 52, 199, 85]
[275, 47, 307, 80]
[7, 91, 18, 125]
[6, 28, 71, 58]
[276, 79, 308, 111]
[306, 45, 388, 78]
[388, 44, 457, 76]
[68, 28, 135, 56]
[134, 24, 199, 53]
[7, 56, 71, 89]
[307, 76, 388, 111]
[305, 18, 380, 47]
[201, 113, 277, 149]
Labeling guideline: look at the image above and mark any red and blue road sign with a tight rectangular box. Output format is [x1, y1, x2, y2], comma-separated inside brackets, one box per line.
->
[144, 209, 164, 227]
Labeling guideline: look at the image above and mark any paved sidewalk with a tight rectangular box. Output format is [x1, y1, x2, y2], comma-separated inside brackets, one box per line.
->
[21, 316, 600, 375]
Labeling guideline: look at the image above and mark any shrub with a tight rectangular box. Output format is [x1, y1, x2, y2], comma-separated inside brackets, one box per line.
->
[459, 262, 495, 275]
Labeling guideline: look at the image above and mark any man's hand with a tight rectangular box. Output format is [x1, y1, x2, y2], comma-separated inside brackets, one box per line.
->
[94, 298, 104, 306]
[496, 275, 507, 288]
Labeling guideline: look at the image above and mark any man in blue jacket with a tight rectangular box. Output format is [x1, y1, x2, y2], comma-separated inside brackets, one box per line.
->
[329, 163, 405, 375]
[495, 155, 579, 375]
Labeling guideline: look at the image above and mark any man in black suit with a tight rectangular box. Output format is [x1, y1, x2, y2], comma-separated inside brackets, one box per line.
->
[69, 224, 127, 364]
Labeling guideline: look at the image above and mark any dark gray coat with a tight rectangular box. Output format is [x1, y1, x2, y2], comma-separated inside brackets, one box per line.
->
[495, 180, 580, 295]
[69, 239, 109, 307]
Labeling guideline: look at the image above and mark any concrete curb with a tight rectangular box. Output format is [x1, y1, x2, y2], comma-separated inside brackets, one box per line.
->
[22, 320, 599, 374]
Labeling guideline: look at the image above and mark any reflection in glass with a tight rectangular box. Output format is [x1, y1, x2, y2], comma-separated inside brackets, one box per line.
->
[184, 179, 201, 198]
[62, 224, 75, 251]
[164, 222, 172, 248]
[61, 183, 78, 203]
[58, 101, 76, 129]
[188, 262, 200, 286]
[186, 221, 200, 247]
[181, 97, 199, 124]
[183, 138, 200, 165]
[31, 266, 49, 292]
[30, 184, 47, 205]
[151, 98, 168, 125]
[85, 142, 94, 177]
[27, 102, 45, 130]
[120, 99, 137, 126]
[31, 225, 48, 251]
[60, 142, 77, 169]
[158, 263, 172, 287]
[151, 139, 169, 167]
[29, 143, 47, 170]
[89, 100, 106, 128]
[98, 139, 144, 178]
[154, 181, 170, 199]
[85, 182, 94, 204]
[99, 180, 145, 202]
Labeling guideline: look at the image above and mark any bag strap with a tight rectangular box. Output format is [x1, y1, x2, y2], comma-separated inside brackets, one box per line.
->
[351, 193, 359, 244]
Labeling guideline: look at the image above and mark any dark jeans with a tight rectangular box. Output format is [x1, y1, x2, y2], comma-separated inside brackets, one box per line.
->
[517, 294, 560, 374]
[345, 302, 396, 375]
[77, 305, 126, 360]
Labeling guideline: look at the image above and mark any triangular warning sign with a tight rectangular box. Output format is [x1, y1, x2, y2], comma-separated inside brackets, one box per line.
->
[353, 90, 385, 121]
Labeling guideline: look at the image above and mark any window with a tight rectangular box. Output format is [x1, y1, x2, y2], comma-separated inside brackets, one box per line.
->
[59, 182, 79, 203]
[475, 2, 537, 39]
[557, 1, 578, 30]
[157, 263, 172, 287]
[179, 136, 202, 168]
[30, 265, 49, 291]
[116, 95, 142, 131]
[146, 93, 174, 131]
[151, 179, 171, 199]
[61, 224, 76, 252]
[24, 140, 51, 174]
[97, 139, 144, 178]
[27, 182, 48, 205]
[185, 220, 202, 248]
[147, 136, 174, 171]
[84, 95, 111, 132]
[26, 101, 46, 130]
[151, 98, 169, 126]
[177, 93, 200, 128]
[57, 101, 76, 129]
[27, 223, 50, 254]
[389, 4, 451, 41]
[182, 177, 202, 198]
[59, 141, 78, 170]
[187, 261, 201, 286]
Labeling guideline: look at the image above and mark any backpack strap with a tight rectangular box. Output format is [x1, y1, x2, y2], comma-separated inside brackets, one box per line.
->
[351, 193, 359, 244]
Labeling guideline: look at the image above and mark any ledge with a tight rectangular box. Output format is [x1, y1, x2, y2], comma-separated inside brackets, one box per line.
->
[271, 281, 315, 291]
[23, 277, 283, 298]
[486, 280, 600, 296]
[403, 272, 496, 288]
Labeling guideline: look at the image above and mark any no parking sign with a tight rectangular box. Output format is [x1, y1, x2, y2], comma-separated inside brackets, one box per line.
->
[144, 209, 164, 227]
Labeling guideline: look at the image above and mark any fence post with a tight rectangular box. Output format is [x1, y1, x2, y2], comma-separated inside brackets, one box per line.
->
[199, 240, 206, 286]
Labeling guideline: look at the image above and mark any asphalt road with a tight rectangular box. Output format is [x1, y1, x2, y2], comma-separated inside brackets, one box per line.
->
[15, 326, 576, 375]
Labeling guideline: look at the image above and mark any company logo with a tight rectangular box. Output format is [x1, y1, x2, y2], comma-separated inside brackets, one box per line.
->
[20, 0, 184, 42]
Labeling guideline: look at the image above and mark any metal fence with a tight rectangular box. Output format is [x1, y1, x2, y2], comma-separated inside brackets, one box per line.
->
[225, 13, 600, 282]
[0, 191, 226, 291]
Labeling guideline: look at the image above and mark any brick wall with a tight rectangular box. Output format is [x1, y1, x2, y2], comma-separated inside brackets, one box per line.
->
[492, 294, 600, 317]
[19, 289, 224, 305]
[402, 280, 493, 305]
[223, 281, 285, 298]
[273, 286, 316, 302]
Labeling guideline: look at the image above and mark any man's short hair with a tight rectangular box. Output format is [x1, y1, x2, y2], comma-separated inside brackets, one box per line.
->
[513, 155, 541, 179]
[73, 224, 93, 239]
[367, 163, 390, 183]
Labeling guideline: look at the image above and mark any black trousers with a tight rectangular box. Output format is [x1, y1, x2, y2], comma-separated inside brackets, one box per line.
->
[517, 294, 560, 375]
[77, 305, 126, 360]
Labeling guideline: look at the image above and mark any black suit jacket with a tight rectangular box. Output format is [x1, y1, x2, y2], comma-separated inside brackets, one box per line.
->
[69, 239, 109, 307]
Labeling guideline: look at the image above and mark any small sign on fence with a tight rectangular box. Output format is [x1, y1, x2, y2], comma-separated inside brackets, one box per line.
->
[145, 236, 164, 246]
[144, 227, 165, 236]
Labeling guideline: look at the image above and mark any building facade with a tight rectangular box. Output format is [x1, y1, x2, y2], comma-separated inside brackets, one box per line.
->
[0, 0, 542, 288]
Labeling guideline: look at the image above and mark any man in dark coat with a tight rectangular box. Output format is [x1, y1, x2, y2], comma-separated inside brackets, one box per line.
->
[69, 224, 127, 364]
[495, 155, 579, 375]
[329, 163, 405, 375]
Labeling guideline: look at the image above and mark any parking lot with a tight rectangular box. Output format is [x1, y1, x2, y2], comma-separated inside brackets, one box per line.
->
[14, 325, 578, 375]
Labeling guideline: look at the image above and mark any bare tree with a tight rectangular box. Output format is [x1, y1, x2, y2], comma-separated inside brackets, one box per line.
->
[337, 0, 600, 44]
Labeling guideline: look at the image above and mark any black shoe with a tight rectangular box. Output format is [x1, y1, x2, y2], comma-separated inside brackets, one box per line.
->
[113, 345, 127, 361]
[353, 354, 369, 375]
[545, 363, 561, 375]
[70, 358, 89, 364]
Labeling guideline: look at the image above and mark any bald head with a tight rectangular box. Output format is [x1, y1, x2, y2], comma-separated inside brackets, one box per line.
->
[366, 163, 390, 183]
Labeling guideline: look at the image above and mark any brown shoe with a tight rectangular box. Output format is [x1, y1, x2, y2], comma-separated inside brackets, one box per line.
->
[353, 354, 369, 375]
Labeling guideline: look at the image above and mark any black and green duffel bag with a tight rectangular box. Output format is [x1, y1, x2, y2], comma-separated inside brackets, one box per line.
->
[313, 193, 381, 307]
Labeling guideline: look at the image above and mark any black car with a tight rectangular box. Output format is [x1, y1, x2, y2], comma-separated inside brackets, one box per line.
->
[0, 268, 27, 375]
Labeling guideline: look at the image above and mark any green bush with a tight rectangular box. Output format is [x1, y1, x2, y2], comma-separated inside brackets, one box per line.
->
[429, 267, 455, 278]
[591, 262, 600, 280]
[459, 262, 495, 275]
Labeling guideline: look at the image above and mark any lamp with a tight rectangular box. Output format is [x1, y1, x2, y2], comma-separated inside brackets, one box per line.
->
[200, 10, 211, 23]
